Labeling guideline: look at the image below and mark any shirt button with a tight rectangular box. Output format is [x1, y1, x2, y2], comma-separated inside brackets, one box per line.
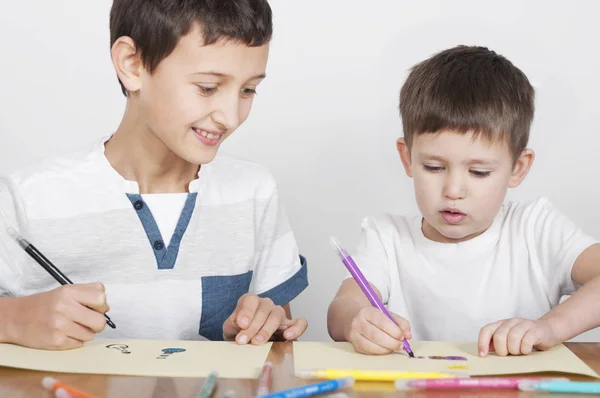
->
[154, 240, 164, 250]
[134, 200, 144, 210]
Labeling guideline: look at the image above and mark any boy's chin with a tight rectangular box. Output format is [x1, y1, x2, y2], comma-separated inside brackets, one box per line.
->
[173, 145, 220, 166]
[441, 230, 470, 241]
[437, 224, 486, 243]
[429, 222, 477, 243]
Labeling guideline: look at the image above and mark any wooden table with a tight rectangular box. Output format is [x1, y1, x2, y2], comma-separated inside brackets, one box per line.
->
[0, 342, 598, 398]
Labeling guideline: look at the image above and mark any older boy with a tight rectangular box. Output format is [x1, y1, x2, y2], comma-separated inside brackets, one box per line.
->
[0, 0, 308, 350]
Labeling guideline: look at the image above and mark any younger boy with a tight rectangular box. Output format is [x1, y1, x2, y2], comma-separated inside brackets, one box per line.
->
[0, 0, 308, 350]
[328, 45, 600, 357]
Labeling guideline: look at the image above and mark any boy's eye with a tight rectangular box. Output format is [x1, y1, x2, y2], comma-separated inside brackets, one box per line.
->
[470, 170, 491, 178]
[196, 85, 217, 95]
[241, 88, 257, 97]
[423, 164, 444, 172]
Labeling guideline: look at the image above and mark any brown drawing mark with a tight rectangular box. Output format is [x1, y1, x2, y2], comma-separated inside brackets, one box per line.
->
[106, 344, 131, 354]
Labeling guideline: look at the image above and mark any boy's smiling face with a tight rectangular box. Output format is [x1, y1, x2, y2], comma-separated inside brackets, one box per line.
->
[114, 23, 269, 165]
[398, 131, 534, 243]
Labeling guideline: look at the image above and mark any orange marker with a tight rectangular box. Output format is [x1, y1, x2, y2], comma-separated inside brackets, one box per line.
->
[42, 377, 97, 398]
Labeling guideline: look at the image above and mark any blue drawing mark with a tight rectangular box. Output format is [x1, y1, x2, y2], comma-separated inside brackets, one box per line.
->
[157, 347, 186, 359]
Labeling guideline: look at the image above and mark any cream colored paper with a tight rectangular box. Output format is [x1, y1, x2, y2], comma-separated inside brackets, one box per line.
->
[294, 342, 599, 378]
[0, 339, 272, 378]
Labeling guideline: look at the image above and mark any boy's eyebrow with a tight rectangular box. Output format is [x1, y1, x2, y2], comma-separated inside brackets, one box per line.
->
[419, 154, 446, 162]
[419, 153, 500, 165]
[464, 159, 500, 166]
[191, 71, 267, 80]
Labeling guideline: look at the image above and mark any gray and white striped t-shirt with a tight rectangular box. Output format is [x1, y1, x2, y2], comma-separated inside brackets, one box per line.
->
[0, 137, 308, 341]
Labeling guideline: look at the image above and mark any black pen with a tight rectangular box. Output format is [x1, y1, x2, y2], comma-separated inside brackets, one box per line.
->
[6, 227, 116, 329]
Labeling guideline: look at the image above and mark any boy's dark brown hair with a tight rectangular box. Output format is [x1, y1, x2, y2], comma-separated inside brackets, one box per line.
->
[399, 45, 535, 161]
[110, 0, 273, 96]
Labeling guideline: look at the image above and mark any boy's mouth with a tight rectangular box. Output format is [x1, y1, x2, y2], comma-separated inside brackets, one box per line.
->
[440, 208, 466, 224]
[192, 127, 225, 146]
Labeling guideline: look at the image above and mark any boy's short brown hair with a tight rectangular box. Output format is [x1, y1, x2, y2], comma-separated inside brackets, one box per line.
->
[399, 45, 535, 161]
[110, 0, 273, 96]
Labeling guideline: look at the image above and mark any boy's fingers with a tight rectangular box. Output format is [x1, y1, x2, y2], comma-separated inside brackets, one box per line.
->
[478, 320, 503, 357]
[236, 299, 273, 344]
[70, 285, 109, 313]
[235, 294, 260, 330]
[520, 328, 541, 355]
[228, 310, 238, 325]
[390, 313, 412, 339]
[222, 314, 240, 341]
[252, 308, 284, 345]
[93, 282, 105, 293]
[69, 303, 106, 334]
[354, 333, 394, 355]
[55, 337, 84, 351]
[75, 282, 105, 291]
[491, 318, 521, 357]
[282, 318, 308, 340]
[365, 309, 404, 341]
[362, 320, 404, 352]
[492, 331, 508, 357]
[64, 320, 96, 343]
[506, 322, 531, 355]
[277, 316, 296, 331]
[46, 320, 86, 350]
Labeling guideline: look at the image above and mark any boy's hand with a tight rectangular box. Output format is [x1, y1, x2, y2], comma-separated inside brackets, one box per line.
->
[347, 306, 412, 355]
[478, 318, 560, 357]
[222, 293, 307, 344]
[1, 283, 109, 350]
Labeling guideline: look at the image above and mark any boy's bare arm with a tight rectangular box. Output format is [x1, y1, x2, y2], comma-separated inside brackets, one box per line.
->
[327, 279, 375, 341]
[0, 296, 14, 343]
[479, 243, 600, 356]
[543, 243, 600, 341]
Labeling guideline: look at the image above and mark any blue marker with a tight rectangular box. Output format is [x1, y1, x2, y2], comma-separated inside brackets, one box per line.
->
[519, 380, 600, 394]
[261, 377, 354, 398]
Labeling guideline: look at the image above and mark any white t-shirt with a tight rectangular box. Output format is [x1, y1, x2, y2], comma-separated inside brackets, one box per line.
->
[351, 198, 597, 342]
[0, 137, 308, 341]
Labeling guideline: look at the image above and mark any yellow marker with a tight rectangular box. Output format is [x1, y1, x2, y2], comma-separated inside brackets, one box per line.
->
[296, 369, 462, 382]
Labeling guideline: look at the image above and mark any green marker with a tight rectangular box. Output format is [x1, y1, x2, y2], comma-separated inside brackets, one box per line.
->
[197, 371, 219, 398]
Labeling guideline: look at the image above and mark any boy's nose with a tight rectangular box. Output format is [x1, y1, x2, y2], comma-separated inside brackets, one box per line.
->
[443, 174, 466, 200]
[211, 96, 240, 131]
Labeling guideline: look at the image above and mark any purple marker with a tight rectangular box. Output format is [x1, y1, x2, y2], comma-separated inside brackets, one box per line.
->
[330, 236, 415, 358]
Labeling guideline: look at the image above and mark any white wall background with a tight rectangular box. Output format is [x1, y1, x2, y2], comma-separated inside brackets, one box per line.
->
[1, 0, 599, 342]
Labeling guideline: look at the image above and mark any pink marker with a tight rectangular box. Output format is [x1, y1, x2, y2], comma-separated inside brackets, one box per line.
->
[395, 377, 569, 390]
[257, 362, 273, 396]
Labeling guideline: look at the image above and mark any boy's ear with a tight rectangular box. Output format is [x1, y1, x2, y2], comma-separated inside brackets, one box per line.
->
[509, 148, 535, 188]
[111, 36, 143, 94]
[396, 137, 413, 177]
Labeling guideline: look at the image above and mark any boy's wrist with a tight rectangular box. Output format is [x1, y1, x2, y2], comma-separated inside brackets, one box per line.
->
[539, 313, 570, 345]
[0, 297, 18, 344]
